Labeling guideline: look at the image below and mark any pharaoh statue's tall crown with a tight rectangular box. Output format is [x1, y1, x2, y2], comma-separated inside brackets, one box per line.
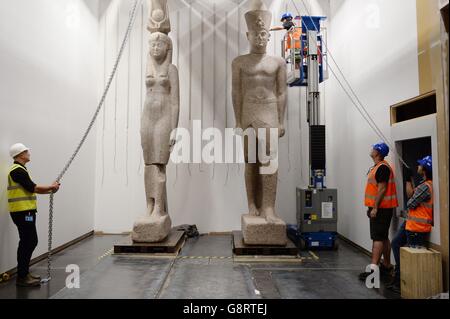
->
[245, 0, 272, 32]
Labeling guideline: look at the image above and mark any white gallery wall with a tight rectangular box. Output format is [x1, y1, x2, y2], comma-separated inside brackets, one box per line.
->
[0, 0, 101, 272]
[93, 0, 330, 234]
[325, 0, 424, 251]
[0, 0, 431, 274]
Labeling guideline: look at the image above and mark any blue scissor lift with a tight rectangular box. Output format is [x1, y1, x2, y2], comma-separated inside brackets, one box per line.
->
[282, 16, 338, 250]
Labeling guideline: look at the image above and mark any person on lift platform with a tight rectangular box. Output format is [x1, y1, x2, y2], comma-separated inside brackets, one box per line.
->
[270, 12, 296, 31]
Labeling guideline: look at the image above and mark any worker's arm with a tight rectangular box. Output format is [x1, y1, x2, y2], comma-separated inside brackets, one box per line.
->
[406, 182, 431, 210]
[404, 168, 415, 198]
[10, 167, 60, 195]
[370, 182, 387, 217]
[370, 165, 390, 217]
[231, 58, 242, 129]
[35, 183, 60, 194]
[405, 181, 415, 199]
[270, 26, 284, 31]
[276, 58, 287, 137]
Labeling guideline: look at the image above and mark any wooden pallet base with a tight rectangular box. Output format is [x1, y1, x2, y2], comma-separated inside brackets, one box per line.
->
[114, 230, 185, 254]
[232, 231, 298, 256]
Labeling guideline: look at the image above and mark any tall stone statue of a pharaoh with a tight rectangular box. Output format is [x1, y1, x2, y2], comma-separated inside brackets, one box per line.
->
[232, 0, 288, 245]
[132, 0, 180, 243]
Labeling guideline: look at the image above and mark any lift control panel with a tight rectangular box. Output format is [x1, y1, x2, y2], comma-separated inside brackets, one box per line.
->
[296, 188, 337, 233]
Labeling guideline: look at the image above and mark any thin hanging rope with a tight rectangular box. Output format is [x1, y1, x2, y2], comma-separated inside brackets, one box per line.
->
[138, 2, 144, 175]
[187, 3, 192, 177]
[236, 2, 241, 176]
[101, 8, 108, 186]
[113, 6, 120, 173]
[199, 10, 205, 173]
[212, 2, 217, 180]
[224, 10, 230, 185]
[126, 6, 133, 186]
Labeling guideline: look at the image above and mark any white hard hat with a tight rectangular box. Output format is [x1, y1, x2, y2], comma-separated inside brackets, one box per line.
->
[9, 143, 30, 158]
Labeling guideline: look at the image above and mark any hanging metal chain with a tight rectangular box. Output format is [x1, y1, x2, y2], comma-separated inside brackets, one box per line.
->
[41, 0, 141, 283]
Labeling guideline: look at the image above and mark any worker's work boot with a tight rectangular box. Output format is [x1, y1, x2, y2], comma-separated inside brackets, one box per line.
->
[16, 274, 41, 287]
[379, 264, 394, 278]
[386, 278, 401, 294]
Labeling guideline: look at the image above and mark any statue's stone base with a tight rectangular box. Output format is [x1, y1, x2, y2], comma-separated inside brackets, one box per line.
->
[114, 230, 185, 254]
[241, 214, 287, 246]
[132, 214, 171, 243]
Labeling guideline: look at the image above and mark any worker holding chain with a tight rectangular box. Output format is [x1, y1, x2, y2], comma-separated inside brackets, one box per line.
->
[7, 143, 60, 287]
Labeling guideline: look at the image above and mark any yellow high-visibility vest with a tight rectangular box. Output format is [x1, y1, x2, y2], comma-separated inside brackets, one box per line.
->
[7, 164, 37, 213]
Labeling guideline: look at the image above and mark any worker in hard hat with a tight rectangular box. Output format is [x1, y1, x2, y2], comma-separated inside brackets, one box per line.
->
[271, 12, 303, 73]
[271, 13, 302, 51]
[387, 155, 434, 294]
[270, 12, 295, 31]
[359, 142, 398, 283]
[7, 143, 60, 287]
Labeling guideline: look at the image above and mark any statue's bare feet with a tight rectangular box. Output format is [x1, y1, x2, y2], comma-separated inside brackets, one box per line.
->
[263, 207, 279, 224]
[248, 203, 260, 216]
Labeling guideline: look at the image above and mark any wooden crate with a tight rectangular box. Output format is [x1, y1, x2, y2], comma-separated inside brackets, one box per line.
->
[400, 247, 443, 299]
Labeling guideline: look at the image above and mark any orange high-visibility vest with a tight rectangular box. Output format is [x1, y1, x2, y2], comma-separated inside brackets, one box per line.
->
[406, 180, 433, 233]
[364, 160, 398, 209]
[285, 28, 302, 51]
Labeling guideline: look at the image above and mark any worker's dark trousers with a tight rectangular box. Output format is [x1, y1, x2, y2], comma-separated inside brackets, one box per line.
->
[391, 222, 427, 281]
[10, 212, 38, 278]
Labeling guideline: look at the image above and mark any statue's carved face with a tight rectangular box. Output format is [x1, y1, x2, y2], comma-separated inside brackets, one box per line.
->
[247, 29, 270, 52]
[150, 39, 168, 59]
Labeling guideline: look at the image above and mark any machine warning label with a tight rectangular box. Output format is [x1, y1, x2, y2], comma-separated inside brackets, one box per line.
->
[321, 202, 333, 219]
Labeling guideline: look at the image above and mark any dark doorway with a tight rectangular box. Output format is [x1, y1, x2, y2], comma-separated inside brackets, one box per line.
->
[399, 137, 432, 207]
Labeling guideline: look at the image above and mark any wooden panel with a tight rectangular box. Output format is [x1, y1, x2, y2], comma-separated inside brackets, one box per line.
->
[390, 91, 436, 125]
[417, 0, 442, 93]
[400, 247, 443, 299]
[416, 0, 449, 291]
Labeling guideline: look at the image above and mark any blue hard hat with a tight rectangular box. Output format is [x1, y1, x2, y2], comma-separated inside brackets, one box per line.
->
[373, 142, 390, 157]
[418, 155, 432, 173]
[281, 12, 293, 21]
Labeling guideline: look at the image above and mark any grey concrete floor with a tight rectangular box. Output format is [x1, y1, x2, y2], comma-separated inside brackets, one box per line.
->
[0, 234, 400, 299]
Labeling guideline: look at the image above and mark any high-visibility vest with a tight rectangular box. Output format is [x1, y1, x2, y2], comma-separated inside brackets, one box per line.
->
[406, 180, 433, 233]
[7, 164, 37, 213]
[285, 28, 302, 51]
[364, 160, 398, 209]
